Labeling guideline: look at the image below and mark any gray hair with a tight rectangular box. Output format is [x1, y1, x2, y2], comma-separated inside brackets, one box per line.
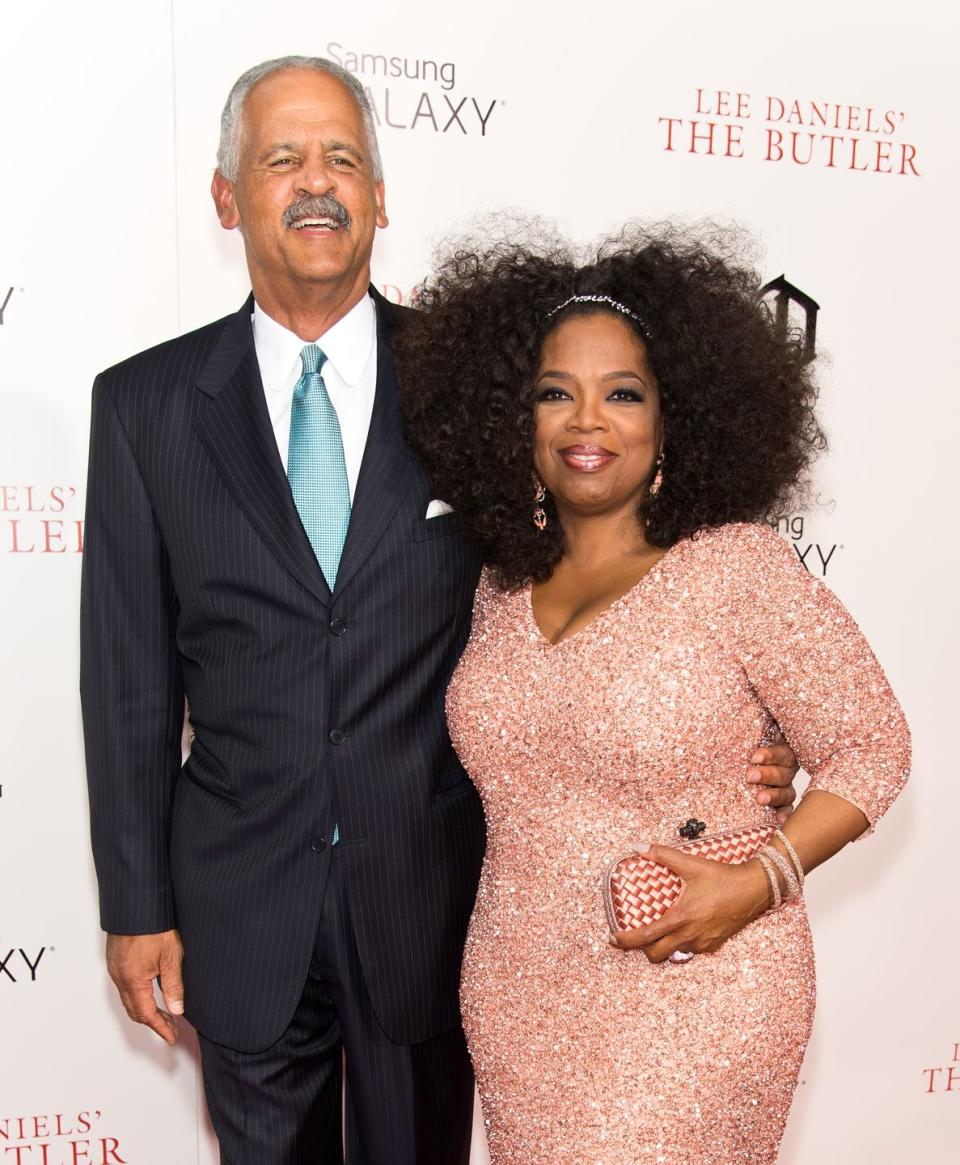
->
[217, 56, 383, 183]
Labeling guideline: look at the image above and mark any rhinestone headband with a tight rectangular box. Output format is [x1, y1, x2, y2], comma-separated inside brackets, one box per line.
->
[547, 294, 652, 341]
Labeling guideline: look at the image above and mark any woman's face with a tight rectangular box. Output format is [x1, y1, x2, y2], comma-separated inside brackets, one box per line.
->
[532, 311, 662, 522]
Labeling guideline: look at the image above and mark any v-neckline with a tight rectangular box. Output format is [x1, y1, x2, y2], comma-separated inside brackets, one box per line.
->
[526, 537, 691, 648]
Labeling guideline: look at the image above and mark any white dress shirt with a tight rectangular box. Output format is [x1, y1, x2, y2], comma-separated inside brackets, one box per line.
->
[252, 294, 378, 502]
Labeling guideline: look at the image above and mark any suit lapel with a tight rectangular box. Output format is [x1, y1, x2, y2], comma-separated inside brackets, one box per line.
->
[193, 298, 331, 605]
[333, 291, 418, 598]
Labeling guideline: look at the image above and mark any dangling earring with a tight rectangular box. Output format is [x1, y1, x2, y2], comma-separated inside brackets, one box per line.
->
[650, 452, 664, 498]
[533, 482, 548, 531]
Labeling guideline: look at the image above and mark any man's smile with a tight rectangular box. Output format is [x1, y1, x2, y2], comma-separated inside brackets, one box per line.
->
[289, 216, 342, 231]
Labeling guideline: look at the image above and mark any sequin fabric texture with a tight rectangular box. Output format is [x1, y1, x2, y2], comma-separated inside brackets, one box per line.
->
[447, 523, 910, 1165]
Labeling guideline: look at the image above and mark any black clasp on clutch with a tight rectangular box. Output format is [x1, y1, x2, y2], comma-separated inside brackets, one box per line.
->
[678, 818, 707, 840]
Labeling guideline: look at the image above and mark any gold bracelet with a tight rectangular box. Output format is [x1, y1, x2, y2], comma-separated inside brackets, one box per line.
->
[774, 828, 805, 890]
[754, 852, 782, 911]
[761, 844, 799, 900]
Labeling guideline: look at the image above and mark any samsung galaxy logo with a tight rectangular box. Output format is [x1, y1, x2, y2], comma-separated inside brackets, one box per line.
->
[0, 947, 48, 983]
[326, 42, 456, 92]
[324, 42, 500, 137]
[0, 287, 16, 326]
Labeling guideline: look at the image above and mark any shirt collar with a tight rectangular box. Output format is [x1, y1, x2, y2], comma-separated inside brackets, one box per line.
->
[252, 293, 376, 391]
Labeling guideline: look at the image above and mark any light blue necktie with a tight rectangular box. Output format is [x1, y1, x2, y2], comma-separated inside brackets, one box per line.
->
[287, 344, 351, 589]
[288, 344, 349, 847]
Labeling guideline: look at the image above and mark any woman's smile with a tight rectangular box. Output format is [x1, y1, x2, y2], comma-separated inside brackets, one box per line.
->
[557, 444, 619, 472]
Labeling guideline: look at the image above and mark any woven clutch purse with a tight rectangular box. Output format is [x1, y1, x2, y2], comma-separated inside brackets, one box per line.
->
[604, 823, 777, 934]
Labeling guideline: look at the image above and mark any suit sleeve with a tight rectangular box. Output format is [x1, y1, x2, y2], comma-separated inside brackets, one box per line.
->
[716, 524, 910, 831]
[80, 375, 184, 933]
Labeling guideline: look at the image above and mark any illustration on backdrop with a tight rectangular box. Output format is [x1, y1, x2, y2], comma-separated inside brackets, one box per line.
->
[759, 275, 819, 364]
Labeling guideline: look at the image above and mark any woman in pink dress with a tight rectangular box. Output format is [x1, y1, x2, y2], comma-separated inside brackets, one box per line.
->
[398, 226, 910, 1164]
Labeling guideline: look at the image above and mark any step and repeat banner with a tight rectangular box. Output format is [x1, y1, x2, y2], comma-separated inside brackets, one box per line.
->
[1, 1, 956, 1161]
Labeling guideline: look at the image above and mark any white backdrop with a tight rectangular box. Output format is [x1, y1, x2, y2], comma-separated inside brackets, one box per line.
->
[1, 1, 957, 1161]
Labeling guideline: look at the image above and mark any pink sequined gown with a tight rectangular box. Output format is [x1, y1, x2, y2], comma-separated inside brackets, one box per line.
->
[447, 523, 909, 1165]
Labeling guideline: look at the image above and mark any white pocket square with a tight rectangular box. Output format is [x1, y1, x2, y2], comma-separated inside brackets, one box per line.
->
[425, 499, 454, 519]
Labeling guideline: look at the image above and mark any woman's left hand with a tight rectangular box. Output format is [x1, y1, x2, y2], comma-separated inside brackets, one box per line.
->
[612, 846, 771, 962]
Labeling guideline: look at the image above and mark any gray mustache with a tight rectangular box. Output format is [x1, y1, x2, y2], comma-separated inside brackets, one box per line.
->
[282, 194, 352, 230]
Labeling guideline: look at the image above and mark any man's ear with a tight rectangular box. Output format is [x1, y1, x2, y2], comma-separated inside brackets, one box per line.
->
[211, 171, 241, 230]
[374, 180, 389, 230]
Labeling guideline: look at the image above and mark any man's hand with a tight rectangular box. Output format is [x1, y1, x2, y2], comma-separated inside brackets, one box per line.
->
[746, 730, 800, 823]
[106, 930, 184, 1046]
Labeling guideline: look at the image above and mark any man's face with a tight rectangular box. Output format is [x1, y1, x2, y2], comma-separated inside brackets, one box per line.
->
[212, 68, 387, 301]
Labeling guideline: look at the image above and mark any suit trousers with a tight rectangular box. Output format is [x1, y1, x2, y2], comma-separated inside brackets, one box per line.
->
[198, 845, 475, 1164]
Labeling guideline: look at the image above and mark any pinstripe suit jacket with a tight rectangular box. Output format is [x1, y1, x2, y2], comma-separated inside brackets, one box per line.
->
[80, 289, 486, 1052]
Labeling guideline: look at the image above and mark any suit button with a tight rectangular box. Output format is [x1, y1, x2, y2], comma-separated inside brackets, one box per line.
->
[329, 728, 346, 745]
[329, 617, 347, 636]
[310, 837, 326, 853]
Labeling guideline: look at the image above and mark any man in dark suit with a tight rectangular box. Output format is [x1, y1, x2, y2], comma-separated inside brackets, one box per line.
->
[81, 55, 799, 1165]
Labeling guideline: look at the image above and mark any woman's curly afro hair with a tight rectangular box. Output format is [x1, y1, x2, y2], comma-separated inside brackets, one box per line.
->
[396, 221, 825, 588]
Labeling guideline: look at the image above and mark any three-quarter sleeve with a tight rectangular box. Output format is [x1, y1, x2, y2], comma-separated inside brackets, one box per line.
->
[709, 523, 910, 830]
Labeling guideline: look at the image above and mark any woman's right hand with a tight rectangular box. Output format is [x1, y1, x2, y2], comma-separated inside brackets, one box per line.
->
[611, 846, 771, 962]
